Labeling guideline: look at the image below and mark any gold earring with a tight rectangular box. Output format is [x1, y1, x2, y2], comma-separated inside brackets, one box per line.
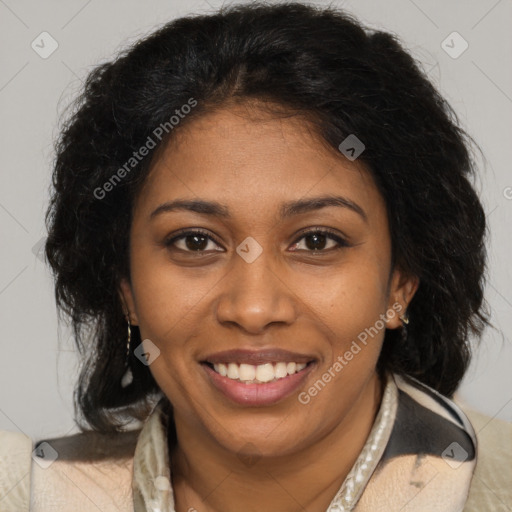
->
[121, 316, 133, 388]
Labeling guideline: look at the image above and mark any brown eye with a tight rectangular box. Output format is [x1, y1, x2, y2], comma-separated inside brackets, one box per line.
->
[165, 230, 223, 253]
[289, 229, 349, 253]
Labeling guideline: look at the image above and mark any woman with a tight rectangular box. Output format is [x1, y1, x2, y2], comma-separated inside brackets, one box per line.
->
[1, 2, 510, 511]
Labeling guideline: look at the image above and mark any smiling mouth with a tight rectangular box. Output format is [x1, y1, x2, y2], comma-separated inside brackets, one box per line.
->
[203, 361, 313, 384]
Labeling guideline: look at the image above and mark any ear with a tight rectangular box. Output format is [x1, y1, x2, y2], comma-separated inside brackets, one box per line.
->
[119, 277, 139, 326]
[385, 268, 419, 330]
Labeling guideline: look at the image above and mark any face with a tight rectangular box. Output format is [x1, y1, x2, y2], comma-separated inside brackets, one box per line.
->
[121, 102, 417, 458]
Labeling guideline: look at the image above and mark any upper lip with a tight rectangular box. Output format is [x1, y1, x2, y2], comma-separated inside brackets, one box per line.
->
[202, 348, 316, 366]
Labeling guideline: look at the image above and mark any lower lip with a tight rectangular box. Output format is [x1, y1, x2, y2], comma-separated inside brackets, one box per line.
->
[202, 363, 315, 406]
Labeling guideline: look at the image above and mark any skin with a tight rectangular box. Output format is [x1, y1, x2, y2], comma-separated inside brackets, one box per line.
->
[120, 101, 418, 512]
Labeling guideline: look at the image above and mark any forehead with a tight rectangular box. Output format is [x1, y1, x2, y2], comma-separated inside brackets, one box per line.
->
[135, 104, 384, 222]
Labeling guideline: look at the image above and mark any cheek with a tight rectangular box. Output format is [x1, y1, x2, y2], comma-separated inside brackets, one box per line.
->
[130, 261, 205, 402]
[296, 269, 388, 411]
[129, 245, 215, 338]
[127, 267, 209, 404]
[300, 261, 389, 335]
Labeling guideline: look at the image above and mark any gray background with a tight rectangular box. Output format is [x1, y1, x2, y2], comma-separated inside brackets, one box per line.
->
[1, 0, 511, 441]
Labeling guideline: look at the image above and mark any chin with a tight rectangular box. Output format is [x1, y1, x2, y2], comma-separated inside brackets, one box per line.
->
[205, 411, 317, 459]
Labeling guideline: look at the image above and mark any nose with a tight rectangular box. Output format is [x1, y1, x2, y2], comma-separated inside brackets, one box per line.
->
[215, 249, 297, 335]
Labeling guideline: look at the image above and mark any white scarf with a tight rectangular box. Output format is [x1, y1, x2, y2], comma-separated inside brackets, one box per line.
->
[132, 373, 477, 511]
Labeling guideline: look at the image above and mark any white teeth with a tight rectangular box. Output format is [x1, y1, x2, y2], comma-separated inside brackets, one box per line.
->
[227, 363, 239, 379]
[239, 363, 256, 381]
[211, 361, 309, 383]
[275, 362, 288, 379]
[255, 363, 274, 383]
[286, 362, 297, 374]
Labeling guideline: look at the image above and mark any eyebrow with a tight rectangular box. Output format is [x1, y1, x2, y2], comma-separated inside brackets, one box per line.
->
[150, 195, 368, 223]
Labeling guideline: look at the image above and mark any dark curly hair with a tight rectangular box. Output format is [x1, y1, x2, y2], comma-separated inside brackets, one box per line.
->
[45, 1, 491, 433]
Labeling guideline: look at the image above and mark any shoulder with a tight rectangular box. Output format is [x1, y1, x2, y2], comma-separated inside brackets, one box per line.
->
[0, 430, 32, 512]
[457, 405, 512, 511]
[33, 427, 141, 462]
[31, 428, 140, 512]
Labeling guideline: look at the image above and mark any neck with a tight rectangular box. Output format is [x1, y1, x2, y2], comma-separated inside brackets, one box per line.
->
[170, 372, 384, 512]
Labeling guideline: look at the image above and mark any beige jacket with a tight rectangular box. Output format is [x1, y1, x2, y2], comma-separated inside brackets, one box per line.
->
[1, 402, 511, 511]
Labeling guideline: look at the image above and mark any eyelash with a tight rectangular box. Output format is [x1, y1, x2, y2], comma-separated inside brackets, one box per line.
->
[164, 227, 350, 254]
